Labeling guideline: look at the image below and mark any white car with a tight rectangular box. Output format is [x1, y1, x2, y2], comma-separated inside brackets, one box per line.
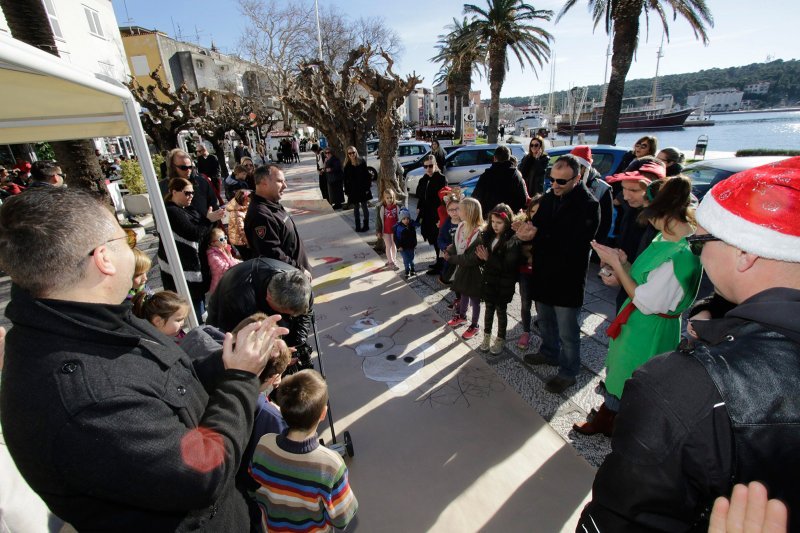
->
[365, 140, 430, 180]
[405, 143, 527, 197]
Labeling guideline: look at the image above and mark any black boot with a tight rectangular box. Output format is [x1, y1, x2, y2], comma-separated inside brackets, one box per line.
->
[426, 257, 443, 275]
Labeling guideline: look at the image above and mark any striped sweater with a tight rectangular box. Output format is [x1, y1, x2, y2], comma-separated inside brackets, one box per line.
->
[249, 432, 358, 533]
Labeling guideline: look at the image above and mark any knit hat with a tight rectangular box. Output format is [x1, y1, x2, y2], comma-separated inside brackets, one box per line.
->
[695, 157, 800, 262]
[399, 207, 411, 221]
[570, 146, 593, 169]
[606, 162, 666, 184]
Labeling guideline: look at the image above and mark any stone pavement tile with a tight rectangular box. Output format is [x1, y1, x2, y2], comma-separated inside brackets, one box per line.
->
[579, 336, 609, 376]
[583, 298, 617, 322]
[579, 311, 611, 346]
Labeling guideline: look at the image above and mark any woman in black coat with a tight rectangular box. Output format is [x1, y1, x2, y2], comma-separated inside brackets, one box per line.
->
[157, 177, 224, 321]
[518, 136, 549, 194]
[323, 148, 345, 209]
[415, 155, 447, 274]
[343, 146, 373, 232]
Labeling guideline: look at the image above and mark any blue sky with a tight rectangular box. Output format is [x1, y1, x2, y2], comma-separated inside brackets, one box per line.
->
[113, 0, 798, 100]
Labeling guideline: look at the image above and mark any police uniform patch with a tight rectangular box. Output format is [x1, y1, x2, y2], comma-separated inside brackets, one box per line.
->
[255, 226, 266, 239]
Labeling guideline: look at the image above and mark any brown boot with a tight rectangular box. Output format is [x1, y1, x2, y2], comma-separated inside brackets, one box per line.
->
[573, 403, 616, 437]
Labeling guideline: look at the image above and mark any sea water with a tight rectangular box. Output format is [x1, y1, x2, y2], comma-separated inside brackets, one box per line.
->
[560, 110, 800, 153]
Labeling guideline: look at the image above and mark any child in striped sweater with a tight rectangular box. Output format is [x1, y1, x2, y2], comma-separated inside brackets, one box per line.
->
[249, 370, 358, 532]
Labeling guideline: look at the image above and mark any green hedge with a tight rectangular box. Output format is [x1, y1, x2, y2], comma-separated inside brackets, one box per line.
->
[735, 149, 800, 157]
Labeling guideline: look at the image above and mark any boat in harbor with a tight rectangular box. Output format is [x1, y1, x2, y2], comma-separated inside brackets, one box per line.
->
[556, 98, 696, 134]
[556, 36, 695, 134]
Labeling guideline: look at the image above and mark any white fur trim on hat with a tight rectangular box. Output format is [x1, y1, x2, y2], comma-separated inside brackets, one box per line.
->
[696, 193, 800, 262]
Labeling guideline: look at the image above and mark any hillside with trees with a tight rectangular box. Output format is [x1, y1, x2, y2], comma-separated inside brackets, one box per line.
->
[499, 59, 800, 109]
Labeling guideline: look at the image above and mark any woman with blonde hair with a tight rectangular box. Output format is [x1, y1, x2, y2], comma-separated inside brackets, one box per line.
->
[443, 197, 485, 340]
[343, 145, 373, 232]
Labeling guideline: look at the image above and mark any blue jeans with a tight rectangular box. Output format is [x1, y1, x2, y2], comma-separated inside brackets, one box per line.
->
[518, 273, 534, 333]
[535, 302, 581, 379]
[399, 249, 415, 273]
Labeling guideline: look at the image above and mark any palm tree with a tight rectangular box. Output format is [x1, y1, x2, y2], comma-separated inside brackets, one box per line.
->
[462, 0, 553, 143]
[432, 17, 486, 140]
[557, 0, 712, 144]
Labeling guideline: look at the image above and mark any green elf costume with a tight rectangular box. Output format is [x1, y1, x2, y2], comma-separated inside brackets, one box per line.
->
[604, 234, 703, 399]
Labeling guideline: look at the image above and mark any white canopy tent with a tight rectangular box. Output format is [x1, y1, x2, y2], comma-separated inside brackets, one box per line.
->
[0, 33, 200, 327]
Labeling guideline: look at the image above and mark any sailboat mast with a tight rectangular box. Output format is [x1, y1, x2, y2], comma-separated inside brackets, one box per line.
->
[651, 34, 664, 107]
[602, 33, 612, 103]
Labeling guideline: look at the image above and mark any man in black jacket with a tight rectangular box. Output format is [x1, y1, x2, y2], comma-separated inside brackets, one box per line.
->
[578, 158, 800, 531]
[0, 187, 287, 531]
[471, 145, 528, 216]
[161, 149, 219, 218]
[245, 165, 312, 278]
[206, 257, 314, 369]
[518, 155, 599, 393]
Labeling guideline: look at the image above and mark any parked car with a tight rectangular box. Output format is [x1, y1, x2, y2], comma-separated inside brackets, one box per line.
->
[406, 143, 527, 197]
[682, 156, 789, 201]
[365, 140, 430, 180]
[455, 144, 620, 197]
[401, 144, 462, 177]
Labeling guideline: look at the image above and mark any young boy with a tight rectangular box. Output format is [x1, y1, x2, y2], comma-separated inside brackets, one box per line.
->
[394, 207, 418, 279]
[250, 370, 358, 532]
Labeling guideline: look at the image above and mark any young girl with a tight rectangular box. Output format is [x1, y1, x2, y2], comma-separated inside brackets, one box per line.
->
[375, 189, 399, 269]
[127, 247, 152, 301]
[516, 194, 543, 349]
[132, 290, 190, 340]
[443, 197, 484, 340]
[207, 227, 241, 295]
[476, 204, 520, 355]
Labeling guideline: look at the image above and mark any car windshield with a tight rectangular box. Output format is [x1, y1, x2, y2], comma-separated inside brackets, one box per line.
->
[683, 166, 734, 186]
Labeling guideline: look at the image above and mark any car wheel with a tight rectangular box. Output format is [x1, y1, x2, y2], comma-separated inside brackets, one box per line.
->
[367, 167, 378, 181]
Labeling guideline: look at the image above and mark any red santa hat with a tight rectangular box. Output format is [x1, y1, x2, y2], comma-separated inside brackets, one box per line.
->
[606, 162, 666, 184]
[569, 146, 593, 169]
[696, 157, 800, 262]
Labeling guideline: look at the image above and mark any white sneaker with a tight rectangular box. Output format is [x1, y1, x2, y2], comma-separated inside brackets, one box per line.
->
[479, 335, 492, 352]
[490, 338, 505, 355]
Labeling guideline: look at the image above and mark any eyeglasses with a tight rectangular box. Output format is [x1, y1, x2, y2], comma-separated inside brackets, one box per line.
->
[423, 164, 434, 169]
[447, 207, 460, 213]
[176, 165, 193, 171]
[553, 175, 577, 186]
[217, 236, 227, 242]
[182, 190, 195, 196]
[88, 229, 137, 256]
[687, 233, 722, 256]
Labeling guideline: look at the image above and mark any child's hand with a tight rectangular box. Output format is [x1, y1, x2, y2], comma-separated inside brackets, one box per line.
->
[476, 244, 489, 261]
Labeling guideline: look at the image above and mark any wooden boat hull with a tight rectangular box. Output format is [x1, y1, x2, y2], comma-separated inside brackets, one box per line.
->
[556, 107, 696, 134]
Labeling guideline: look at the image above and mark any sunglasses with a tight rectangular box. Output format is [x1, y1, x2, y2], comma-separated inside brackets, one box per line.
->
[182, 190, 195, 196]
[347, 151, 356, 155]
[553, 175, 577, 186]
[635, 143, 649, 149]
[687, 233, 722, 256]
[530, 143, 541, 148]
[423, 164, 434, 169]
[88, 229, 137, 256]
[176, 165, 193, 171]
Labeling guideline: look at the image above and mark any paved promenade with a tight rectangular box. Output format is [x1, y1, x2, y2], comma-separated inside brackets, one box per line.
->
[0, 153, 629, 531]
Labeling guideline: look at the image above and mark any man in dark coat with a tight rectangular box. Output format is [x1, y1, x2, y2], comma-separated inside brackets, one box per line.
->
[471, 145, 528, 216]
[518, 155, 599, 393]
[206, 257, 314, 368]
[0, 187, 286, 531]
[245, 165, 312, 277]
[577, 158, 800, 532]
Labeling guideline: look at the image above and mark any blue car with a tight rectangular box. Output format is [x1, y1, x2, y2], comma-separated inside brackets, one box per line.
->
[461, 144, 630, 197]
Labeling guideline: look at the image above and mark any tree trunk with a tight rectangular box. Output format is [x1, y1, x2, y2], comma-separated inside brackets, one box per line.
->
[1, 0, 106, 194]
[486, 44, 506, 144]
[598, 14, 640, 145]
